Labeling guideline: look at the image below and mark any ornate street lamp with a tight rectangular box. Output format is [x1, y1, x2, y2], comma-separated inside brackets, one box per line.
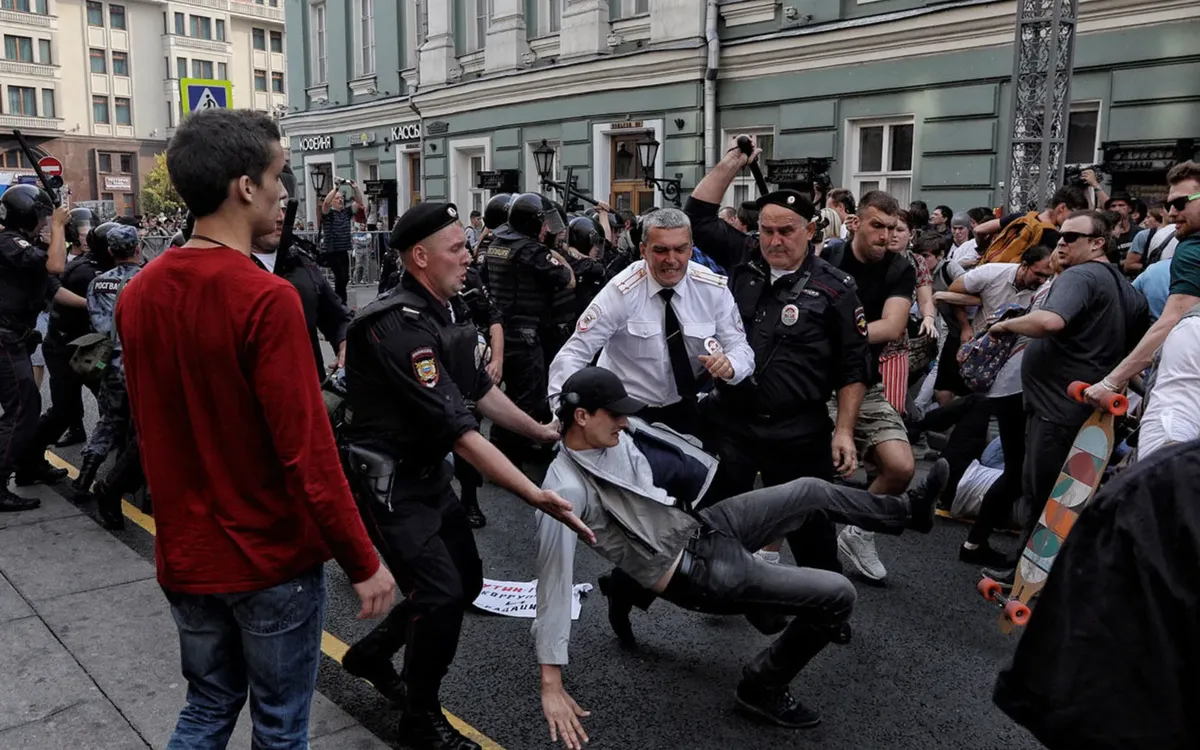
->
[636, 132, 682, 207]
[533, 139, 557, 183]
[309, 166, 328, 194]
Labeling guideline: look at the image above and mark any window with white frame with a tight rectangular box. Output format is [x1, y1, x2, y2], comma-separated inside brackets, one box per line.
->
[720, 128, 774, 208]
[847, 118, 914, 205]
[1065, 102, 1100, 165]
[468, 154, 486, 214]
[469, 0, 491, 53]
[405, 0, 427, 69]
[355, 0, 375, 75]
[545, 0, 566, 34]
[311, 2, 327, 84]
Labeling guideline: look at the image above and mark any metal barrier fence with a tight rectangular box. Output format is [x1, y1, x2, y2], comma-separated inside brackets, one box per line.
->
[137, 231, 390, 289]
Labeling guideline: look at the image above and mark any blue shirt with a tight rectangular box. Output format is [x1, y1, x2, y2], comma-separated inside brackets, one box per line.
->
[1133, 258, 1172, 320]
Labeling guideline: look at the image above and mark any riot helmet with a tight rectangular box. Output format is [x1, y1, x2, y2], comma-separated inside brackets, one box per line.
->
[85, 222, 123, 269]
[0, 184, 55, 235]
[627, 206, 662, 249]
[483, 193, 512, 230]
[507, 192, 567, 241]
[65, 208, 99, 247]
[568, 215, 603, 256]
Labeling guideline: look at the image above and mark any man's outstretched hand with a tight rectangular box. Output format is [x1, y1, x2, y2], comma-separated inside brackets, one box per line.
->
[527, 489, 595, 545]
[543, 684, 591, 749]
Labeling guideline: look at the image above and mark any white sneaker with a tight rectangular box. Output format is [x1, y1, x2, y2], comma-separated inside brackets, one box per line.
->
[837, 527, 887, 582]
[754, 550, 781, 565]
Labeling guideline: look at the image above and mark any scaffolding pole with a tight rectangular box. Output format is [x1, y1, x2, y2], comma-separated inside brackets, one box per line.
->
[1004, 0, 1080, 213]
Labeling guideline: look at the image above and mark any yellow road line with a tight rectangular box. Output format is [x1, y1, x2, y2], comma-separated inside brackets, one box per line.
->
[46, 450, 506, 750]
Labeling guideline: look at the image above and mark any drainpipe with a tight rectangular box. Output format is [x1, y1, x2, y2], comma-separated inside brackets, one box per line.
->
[703, 0, 720, 171]
[407, 92, 426, 200]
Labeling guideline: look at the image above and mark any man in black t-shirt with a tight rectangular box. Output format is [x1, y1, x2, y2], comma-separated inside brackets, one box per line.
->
[982, 210, 1149, 585]
[823, 190, 919, 583]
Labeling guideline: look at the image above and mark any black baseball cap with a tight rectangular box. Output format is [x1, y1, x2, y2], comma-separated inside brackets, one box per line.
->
[560, 367, 645, 415]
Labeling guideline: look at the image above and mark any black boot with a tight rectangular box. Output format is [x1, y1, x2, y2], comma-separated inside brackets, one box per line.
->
[92, 480, 126, 531]
[55, 426, 87, 448]
[0, 484, 41, 513]
[461, 491, 486, 529]
[735, 623, 834, 729]
[14, 460, 69, 487]
[597, 574, 639, 650]
[907, 457, 950, 533]
[397, 708, 481, 750]
[70, 453, 104, 496]
[342, 605, 409, 704]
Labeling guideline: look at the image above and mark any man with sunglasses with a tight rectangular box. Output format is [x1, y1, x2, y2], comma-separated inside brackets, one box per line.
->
[979, 210, 1148, 586]
[1085, 161, 1200, 409]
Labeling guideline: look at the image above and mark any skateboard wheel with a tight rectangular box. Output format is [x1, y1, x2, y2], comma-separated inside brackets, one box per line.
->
[977, 578, 1003, 602]
[1107, 393, 1128, 416]
[1004, 600, 1031, 626]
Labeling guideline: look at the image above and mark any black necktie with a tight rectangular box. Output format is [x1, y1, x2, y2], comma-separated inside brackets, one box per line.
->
[658, 288, 697, 399]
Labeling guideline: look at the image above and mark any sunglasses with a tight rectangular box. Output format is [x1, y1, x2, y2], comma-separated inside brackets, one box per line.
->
[1059, 231, 1099, 244]
[1166, 191, 1200, 213]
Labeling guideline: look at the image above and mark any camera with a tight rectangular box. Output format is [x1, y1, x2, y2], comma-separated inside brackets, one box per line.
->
[336, 177, 353, 186]
[1063, 164, 1103, 189]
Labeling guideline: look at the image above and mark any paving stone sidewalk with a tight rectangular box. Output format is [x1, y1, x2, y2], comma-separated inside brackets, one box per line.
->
[0, 483, 387, 750]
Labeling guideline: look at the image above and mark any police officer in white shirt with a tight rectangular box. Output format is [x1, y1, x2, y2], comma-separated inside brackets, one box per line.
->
[547, 208, 754, 438]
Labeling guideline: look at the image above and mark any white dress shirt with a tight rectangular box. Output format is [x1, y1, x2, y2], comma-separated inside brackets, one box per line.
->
[547, 260, 754, 409]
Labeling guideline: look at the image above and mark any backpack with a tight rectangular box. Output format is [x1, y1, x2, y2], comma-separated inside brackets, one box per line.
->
[67, 274, 131, 384]
[955, 302, 1029, 392]
[980, 211, 1054, 265]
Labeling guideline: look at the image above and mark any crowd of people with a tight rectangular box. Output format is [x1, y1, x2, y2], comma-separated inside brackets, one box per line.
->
[1, 107, 1199, 750]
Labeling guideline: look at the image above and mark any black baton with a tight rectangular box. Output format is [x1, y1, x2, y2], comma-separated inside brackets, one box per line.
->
[736, 135, 769, 198]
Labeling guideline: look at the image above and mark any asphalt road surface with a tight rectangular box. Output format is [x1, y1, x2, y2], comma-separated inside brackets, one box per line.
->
[43, 371, 1043, 750]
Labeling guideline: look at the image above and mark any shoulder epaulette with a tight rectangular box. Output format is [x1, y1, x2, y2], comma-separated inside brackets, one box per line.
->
[617, 265, 648, 295]
[688, 264, 727, 288]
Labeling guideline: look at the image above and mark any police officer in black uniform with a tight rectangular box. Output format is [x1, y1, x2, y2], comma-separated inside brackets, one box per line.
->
[482, 192, 574, 463]
[0, 185, 70, 509]
[25, 222, 115, 475]
[695, 187, 873, 570]
[473, 192, 512, 262]
[455, 260, 504, 528]
[338, 201, 592, 750]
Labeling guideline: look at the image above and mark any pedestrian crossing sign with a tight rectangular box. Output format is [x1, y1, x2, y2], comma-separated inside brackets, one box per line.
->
[181, 78, 232, 115]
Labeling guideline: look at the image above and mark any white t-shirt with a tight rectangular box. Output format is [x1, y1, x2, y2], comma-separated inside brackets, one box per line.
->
[962, 263, 1034, 333]
[949, 238, 980, 266]
[252, 251, 277, 273]
[962, 263, 1038, 398]
[1138, 316, 1200, 460]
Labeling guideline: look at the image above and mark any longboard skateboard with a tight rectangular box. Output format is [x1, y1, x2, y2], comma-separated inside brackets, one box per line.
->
[978, 381, 1127, 633]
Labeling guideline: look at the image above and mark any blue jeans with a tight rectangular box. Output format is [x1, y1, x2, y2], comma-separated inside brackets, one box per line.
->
[164, 566, 326, 750]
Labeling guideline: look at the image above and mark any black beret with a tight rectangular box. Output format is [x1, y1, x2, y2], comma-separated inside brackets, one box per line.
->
[755, 189, 816, 221]
[389, 202, 460, 252]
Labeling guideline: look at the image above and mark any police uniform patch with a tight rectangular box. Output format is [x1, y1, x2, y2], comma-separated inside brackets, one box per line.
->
[781, 304, 799, 326]
[577, 303, 601, 332]
[855, 307, 868, 336]
[411, 346, 439, 387]
[549, 256, 561, 266]
[486, 246, 511, 259]
[15, 238, 31, 249]
[704, 337, 723, 355]
[801, 288, 820, 298]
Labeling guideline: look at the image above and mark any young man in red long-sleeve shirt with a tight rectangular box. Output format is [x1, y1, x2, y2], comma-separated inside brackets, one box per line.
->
[116, 107, 395, 749]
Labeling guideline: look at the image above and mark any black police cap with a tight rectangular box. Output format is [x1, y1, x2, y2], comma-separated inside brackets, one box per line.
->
[755, 190, 816, 221]
[389, 201, 460, 253]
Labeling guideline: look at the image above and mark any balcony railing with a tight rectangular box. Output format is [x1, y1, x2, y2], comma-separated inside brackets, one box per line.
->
[0, 59, 58, 78]
[230, 0, 284, 22]
[164, 34, 231, 54]
[0, 8, 54, 28]
[0, 114, 64, 131]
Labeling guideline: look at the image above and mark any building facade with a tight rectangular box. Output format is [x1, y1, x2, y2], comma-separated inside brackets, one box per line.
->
[1, 0, 287, 216]
[280, 0, 1200, 227]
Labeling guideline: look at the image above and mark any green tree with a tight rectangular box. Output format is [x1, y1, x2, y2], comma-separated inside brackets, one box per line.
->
[139, 152, 183, 217]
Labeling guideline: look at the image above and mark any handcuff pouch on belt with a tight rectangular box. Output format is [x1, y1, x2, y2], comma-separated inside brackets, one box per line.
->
[344, 443, 396, 512]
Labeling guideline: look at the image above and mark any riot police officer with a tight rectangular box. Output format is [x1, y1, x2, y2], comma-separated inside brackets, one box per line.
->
[0, 184, 70, 508]
[482, 192, 574, 463]
[73, 224, 141, 523]
[546, 215, 609, 356]
[28, 221, 115, 461]
[474, 192, 512, 260]
[337, 201, 591, 750]
[65, 208, 97, 260]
